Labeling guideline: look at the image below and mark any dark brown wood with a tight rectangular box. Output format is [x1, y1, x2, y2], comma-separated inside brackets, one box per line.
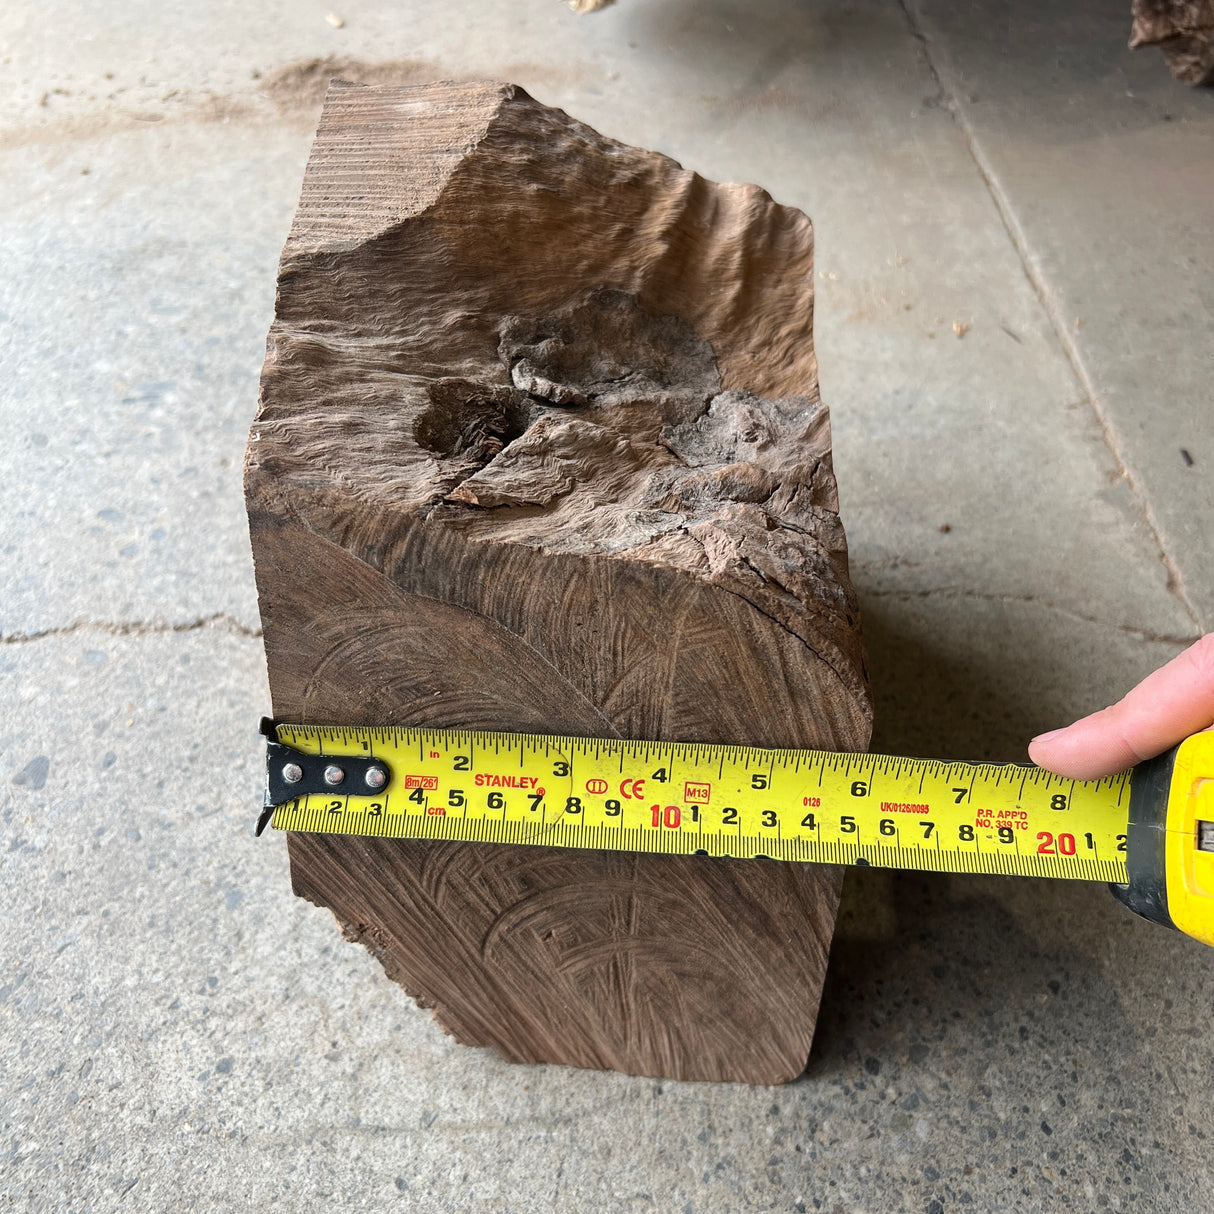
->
[245, 80, 872, 1084]
[1131, 0, 1214, 84]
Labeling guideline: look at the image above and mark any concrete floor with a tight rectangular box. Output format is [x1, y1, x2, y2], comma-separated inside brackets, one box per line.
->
[1, 0, 1211, 1209]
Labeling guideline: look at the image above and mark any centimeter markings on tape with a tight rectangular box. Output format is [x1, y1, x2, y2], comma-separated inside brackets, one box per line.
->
[269, 724, 1133, 882]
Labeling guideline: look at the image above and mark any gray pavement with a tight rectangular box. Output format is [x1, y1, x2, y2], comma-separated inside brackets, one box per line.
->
[1, 1, 1211, 1210]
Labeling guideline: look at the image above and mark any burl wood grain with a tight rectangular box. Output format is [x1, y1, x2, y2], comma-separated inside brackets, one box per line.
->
[1131, 0, 1214, 84]
[245, 80, 872, 1084]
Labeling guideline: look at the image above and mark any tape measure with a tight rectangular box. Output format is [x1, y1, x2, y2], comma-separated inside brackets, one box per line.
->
[259, 721, 1214, 947]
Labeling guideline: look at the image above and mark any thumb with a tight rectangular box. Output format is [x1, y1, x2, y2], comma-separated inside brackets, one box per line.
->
[1028, 635, 1214, 780]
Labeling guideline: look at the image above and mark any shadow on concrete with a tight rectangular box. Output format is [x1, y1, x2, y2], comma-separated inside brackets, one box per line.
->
[807, 865, 1130, 1079]
[805, 597, 1130, 1073]
[860, 599, 1043, 764]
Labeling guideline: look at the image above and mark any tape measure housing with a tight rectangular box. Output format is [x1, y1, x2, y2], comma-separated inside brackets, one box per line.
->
[267, 725, 1130, 882]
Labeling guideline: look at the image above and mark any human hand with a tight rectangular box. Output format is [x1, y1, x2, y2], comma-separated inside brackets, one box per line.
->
[1029, 635, 1214, 780]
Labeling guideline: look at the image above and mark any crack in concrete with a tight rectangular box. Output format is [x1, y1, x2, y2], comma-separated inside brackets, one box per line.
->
[0, 613, 262, 645]
[896, 0, 1203, 634]
[862, 584, 1197, 646]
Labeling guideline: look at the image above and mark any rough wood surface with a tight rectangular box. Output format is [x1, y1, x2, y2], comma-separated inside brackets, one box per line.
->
[245, 80, 872, 1084]
[1131, 0, 1214, 84]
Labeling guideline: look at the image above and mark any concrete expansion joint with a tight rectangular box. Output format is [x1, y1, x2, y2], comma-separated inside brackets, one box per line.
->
[0, 613, 263, 645]
[862, 585, 1199, 647]
[895, 0, 1204, 637]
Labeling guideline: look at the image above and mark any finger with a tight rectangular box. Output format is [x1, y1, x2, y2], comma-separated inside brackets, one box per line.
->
[1029, 635, 1214, 780]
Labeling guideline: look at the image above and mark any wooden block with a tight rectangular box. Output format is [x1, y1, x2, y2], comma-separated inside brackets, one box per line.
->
[245, 80, 872, 1084]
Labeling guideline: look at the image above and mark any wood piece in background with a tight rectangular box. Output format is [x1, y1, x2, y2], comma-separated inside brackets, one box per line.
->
[1131, 0, 1214, 84]
[245, 80, 872, 1083]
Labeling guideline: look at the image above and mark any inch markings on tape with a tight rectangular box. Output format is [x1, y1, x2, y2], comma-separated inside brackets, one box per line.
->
[264, 724, 1132, 882]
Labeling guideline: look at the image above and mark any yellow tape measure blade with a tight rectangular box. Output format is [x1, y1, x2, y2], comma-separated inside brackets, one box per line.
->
[265, 725, 1130, 883]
